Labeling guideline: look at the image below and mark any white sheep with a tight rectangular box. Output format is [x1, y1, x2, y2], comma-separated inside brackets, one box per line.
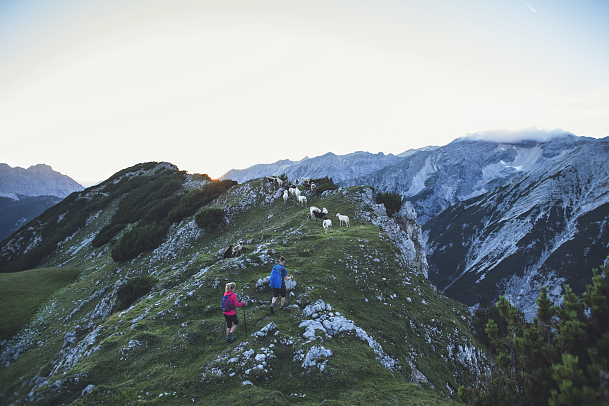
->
[288, 187, 296, 197]
[267, 176, 283, 188]
[232, 240, 244, 256]
[322, 219, 332, 234]
[283, 190, 289, 203]
[301, 177, 311, 184]
[294, 188, 301, 198]
[336, 213, 350, 227]
[309, 206, 320, 219]
[322, 207, 328, 214]
[298, 195, 307, 207]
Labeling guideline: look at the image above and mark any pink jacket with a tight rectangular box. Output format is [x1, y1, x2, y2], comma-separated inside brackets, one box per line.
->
[222, 291, 243, 315]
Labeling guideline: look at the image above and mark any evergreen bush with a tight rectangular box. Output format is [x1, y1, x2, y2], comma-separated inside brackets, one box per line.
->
[165, 179, 235, 224]
[111, 223, 168, 262]
[116, 275, 157, 311]
[195, 208, 225, 229]
[376, 191, 403, 217]
[92, 223, 126, 247]
[311, 176, 338, 195]
[107, 162, 149, 182]
[459, 258, 609, 405]
[471, 302, 508, 348]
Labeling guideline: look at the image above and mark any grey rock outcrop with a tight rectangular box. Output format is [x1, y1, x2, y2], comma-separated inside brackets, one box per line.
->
[358, 187, 428, 277]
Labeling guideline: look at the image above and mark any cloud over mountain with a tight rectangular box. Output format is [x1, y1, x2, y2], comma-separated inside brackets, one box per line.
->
[462, 127, 575, 143]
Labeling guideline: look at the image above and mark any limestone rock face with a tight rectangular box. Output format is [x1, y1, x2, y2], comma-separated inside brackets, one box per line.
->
[359, 188, 429, 277]
[341, 134, 594, 225]
[423, 139, 609, 320]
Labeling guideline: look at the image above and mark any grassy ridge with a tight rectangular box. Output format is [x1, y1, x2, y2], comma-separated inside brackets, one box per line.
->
[0, 178, 481, 405]
[0, 267, 81, 341]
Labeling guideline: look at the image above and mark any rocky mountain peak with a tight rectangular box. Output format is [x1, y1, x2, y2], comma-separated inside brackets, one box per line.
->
[0, 163, 83, 200]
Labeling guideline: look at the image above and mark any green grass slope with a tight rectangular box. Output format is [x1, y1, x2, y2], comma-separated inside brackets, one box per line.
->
[0, 267, 81, 341]
[0, 169, 487, 405]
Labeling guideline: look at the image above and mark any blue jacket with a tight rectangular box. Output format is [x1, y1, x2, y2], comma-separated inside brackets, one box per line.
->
[270, 264, 287, 289]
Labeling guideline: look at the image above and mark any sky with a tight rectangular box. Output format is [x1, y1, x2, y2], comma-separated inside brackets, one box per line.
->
[1, 0, 608, 186]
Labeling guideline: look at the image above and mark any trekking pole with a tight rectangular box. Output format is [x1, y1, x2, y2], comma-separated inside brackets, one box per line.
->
[243, 303, 248, 339]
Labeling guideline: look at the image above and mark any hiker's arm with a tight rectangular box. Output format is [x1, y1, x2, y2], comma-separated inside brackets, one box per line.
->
[233, 294, 244, 308]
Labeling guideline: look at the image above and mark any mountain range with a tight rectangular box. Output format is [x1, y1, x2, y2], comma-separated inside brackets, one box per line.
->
[0, 163, 83, 200]
[219, 133, 609, 319]
[0, 164, 83, 242]
[421, 138, 609, 318]
[220, 151, 407, 184]
[2, 131, 608, 403]
[4, 134, 604, 319]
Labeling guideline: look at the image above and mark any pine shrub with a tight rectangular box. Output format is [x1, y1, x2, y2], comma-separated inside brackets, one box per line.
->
[111, 223, 168, 262]
[376, 191, 402, 217]
[459, 258, 609, 405]
[195, 208, 225, 229]
[311, 176, 338, 195]
[116, 276, 157, 311]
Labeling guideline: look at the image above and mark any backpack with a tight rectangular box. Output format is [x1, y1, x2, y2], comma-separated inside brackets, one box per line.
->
[270, 265, 284, 289]
[221, 293, 233, 312]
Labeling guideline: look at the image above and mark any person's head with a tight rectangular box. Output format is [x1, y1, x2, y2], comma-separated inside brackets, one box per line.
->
[225, 282, 236, 292]
[279, 256, 286, 264]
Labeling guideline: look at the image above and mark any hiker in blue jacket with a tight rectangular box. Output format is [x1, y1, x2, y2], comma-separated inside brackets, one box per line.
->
[269, 256, 293, 314]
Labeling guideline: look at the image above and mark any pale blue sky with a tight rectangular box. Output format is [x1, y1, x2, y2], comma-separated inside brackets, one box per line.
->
[1, 0, 608, 185]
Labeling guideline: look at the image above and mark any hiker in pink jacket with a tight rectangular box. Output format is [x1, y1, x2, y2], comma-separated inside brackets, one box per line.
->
[222, 282, 244, 343]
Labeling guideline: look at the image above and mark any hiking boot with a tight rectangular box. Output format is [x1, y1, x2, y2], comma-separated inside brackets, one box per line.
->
[280, 306, 285, 310]
[270, 306, 275, 314]
[226, 334, 234, 344]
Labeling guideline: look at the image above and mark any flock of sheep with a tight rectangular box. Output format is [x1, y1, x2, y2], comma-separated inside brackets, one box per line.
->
[308, 206, 350, 234]
[269, 176, 350, 235]
[223, 176, 351, 258]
